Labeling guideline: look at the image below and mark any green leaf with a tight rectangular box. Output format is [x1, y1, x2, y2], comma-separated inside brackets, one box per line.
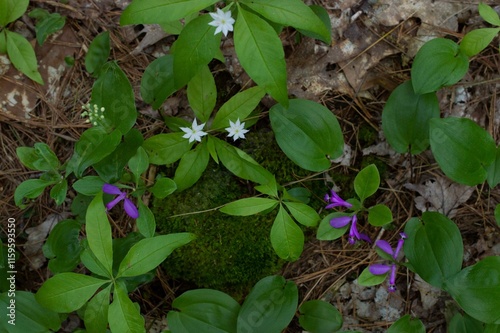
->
[240, 0, 330, 43]
[128, 146, 149, 184]
[296, 5, 332, 44]
[117, 233, 195, 278]
[448, 312, 485, 333]
[357, 266, 388, 287]
[495, 204, 500, 227]
[286, 187, 311, 204]
[387, 315, 425, 333]
[404, 212, 463, 288]
[108, 282, 145, 333]
[211, 86, 266, 130]
[84, 284, 111, 333]
[50, 179, 67, 205]
[80, 240, 111, 278]
[381, 80, 440, 154]
[486, 146, 500, 188]
[316, 212, 349, 241]
[136, 200, 156, 238]
[368, 204, 393, 226]
[43, 219, 82, 273]
[91, 62, 137, 135]
[73, 176, 106, 196]
[479, 2, 500, 26]
[167, 289, 240, 333]
[354, 164, 380, 202]
[173, 142, 210, 191]
[86, 192, 113, 277]
[141, 55, 176, 109]
[70, 127, 122, 177]
[0, 0, 29, 26]
[237, 275, 298, 333]
[485, 324, 500, 333]
[234, 6, 288, 106]
[143, 132, 193, 165]
[35, 273, 108, 313]
[120, 0, 218, 25]
[149, 177, 177, 198]
[460, 28, 500, 57]
[5, 30, 43, 84]
[0, 30, 6, 53]
[270, 205, 304, 261]
[16, 142, 60, 172]
[85, 31, 110, 75]
[430, 117, 496, 186]
[172, 14, 221, 88]
[298, 300, 343, 333]
[270, 99, 344, 171]
[411, 38, 469, 94]
[445, 256, 500, 324]
[220, 197, 279, 216]
[283, 201, 320, 227]
[0, 291, 61, 333]
[213, 136, 275, 185]
[14, 178, 56, 206]
[187, 65, 216, 123]
[159, 20, 184, 34]
[254, 177, 279, 198]
[30, 10, 66, 45]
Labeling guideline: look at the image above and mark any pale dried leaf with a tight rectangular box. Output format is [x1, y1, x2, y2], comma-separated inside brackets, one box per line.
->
[404, 177, 474, 218]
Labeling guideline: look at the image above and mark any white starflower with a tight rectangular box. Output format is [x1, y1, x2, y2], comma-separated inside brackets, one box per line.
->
[225, 118, 249, 141]
[208, 8, 235, 37]
[180, 119, 208, 143]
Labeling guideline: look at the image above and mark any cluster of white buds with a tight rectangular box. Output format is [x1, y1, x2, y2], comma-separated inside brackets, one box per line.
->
[81, 103, 105, 126]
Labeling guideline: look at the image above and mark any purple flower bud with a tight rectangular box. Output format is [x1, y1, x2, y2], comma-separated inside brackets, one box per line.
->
[325, 190, 352, 209]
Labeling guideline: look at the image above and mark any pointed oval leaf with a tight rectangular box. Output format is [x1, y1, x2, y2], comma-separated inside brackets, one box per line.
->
[32, 11, 66, 46]
[73, 176, 106, 196]
[357, 266, 388, 287]
[382, 80, 440, 154]
[237, 275, 298, 333]
[270, 205, 304, 261]
[240, 0, 330, 43]
[86, 192, 113, 276]
[211, 86, 265, 130]
[0, 291, 61, 333]
[430, 117, 496, 186]
[411, 38, 469, 94]
[187, 65, 216, 123]
[35, 273, 108, 313]
[5, 30, 43, 84]
[444, 256, 500, 324]
[108, 282, 145, 333]
[235, 6, 288, 106]
[128, 146, 149, 183]
[404, 212, 463, 288]
[460, 28, 500, 57]
[220, 197, 279, 216]
[84, 284, 111, 333]
[85, 31, 110, 75]
[0, 0, 29, 26]
[91, 62, 137, 135]
[141, 55, 176, 109]
[172, 14, 221, 88]
[479, 3, 500, 26]
[43, 219, 82, 273]
[120, 0, 218, 25]
[143, 132, 193, 165]
[486, 146, 500, 188]
[167, 289, 240, 333]
[387, 315, 425, 333]
[270, 99, 344, 171]
[298, 300, 343, 333]
[283, 201, 320, 227]
[149, 177, 177, 199]
[354, 164, 380, 202]
[136, 200, 156, 238]
[14, 178, 55, 206]
[16, 142, 60, 171]
[368, 204, 393, 226]
[173, 142, 210, 191]
[117, 233, 195, 278]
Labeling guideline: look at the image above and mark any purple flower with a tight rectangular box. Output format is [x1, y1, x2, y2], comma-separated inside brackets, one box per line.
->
[369, 232, 407, 292]
[324, 190, 352, 209]
[102, 184, 139, 219]
[330, 215, 371, 244]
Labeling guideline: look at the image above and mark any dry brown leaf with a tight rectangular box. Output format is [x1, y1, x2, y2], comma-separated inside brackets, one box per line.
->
[404, 177, 475, 218]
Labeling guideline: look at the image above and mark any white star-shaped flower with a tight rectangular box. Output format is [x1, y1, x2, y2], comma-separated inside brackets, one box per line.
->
[180, 119, 208, 143]
[226, 118, 249, 141]
[208, 8, 235, 37]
